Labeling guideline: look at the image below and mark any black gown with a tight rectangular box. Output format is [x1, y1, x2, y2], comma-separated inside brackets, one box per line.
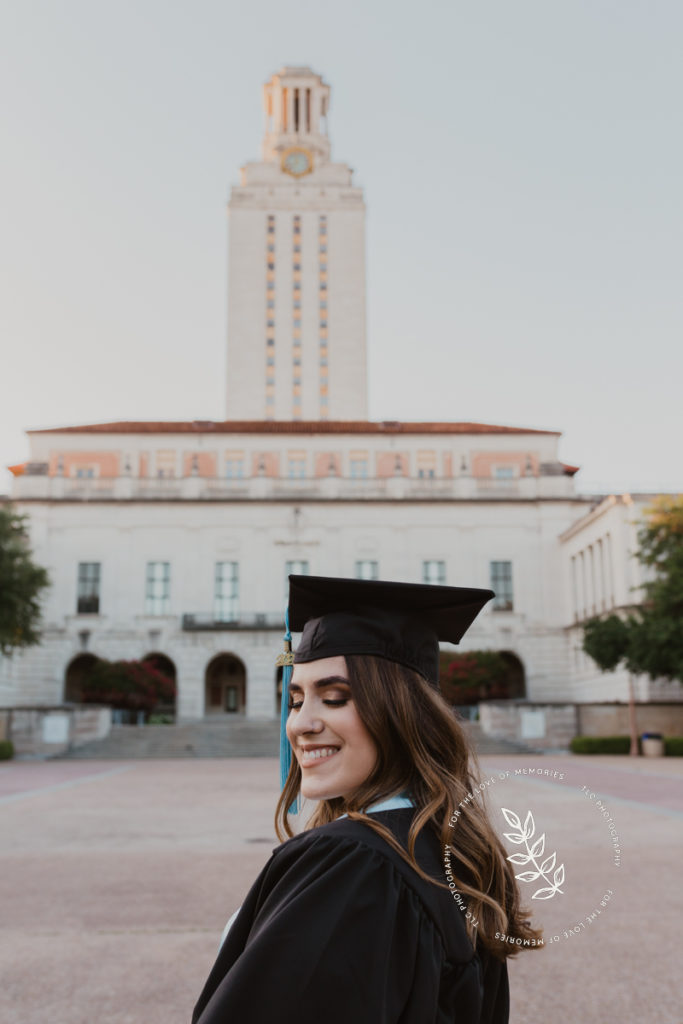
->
[191, 806, 509, 1023]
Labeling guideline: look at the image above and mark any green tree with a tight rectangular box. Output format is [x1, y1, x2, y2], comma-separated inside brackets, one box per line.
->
[582, 495, 683, 684]
[0, 504, 50, 656]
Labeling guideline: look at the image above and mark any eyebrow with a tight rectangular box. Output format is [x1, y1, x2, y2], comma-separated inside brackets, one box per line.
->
[288, 675, 351, 694]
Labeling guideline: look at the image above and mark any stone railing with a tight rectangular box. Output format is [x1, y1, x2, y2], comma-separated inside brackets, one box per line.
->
[0, 704, 112, 758]
[12, 474, 577, 502]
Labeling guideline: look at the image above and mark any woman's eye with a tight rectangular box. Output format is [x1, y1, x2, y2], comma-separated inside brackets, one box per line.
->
[287, 698, 348, 710]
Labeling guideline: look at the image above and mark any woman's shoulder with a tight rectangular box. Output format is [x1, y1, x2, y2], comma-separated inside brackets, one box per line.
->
[272, 808, 475, 964]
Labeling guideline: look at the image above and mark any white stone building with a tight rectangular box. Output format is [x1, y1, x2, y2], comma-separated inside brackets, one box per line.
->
[1, 66, 679, 721]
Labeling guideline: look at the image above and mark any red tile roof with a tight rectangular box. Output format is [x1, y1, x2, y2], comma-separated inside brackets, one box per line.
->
[27, 419, 561, 437]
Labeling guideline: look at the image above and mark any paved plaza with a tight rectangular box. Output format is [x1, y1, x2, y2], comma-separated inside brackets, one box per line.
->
[1, 754, 681, 1024]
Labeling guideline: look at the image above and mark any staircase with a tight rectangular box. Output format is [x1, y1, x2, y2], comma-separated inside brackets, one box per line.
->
[462, 722, 544, 755]
[59, 717, 281, 759]
[59, 717, 541, 759]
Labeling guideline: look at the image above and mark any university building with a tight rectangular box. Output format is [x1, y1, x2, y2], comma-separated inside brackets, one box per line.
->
[2, 67, 678, 725]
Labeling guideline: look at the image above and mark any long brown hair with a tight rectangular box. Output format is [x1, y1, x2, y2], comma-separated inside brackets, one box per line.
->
[274, 653, 543, 960]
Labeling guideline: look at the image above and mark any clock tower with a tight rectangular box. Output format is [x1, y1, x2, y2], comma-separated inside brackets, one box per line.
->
[226, 67, 368, 421]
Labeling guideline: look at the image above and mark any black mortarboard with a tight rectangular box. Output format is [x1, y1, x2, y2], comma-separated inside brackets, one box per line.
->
[277, 575, 494, 810]
[289, 575, 494, 686]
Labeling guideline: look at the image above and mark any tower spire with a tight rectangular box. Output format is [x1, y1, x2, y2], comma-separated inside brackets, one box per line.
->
[262, 66, 331, 165]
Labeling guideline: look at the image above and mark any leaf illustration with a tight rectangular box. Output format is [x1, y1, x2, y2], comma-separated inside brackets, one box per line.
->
[503, 832, 526, 844]
[553, 864, 565, 887]
[532, 886, 557, 900]
[507, 853, 530, 865]
[523, 810, 535, 840]
[529, 834, 546, 858]
[515, 871, 540, 882]
[501, 808, 522, 830]
[540, 852, 556, 873]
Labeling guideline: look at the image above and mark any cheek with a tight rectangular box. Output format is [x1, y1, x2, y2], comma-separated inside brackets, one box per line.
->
[341, 709, 377, 762]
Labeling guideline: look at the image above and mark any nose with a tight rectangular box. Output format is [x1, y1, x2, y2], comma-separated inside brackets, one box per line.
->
[287, 697, 324, 744]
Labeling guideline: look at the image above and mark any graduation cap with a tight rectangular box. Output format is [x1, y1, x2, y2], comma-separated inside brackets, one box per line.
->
[277, 575, 494, 813]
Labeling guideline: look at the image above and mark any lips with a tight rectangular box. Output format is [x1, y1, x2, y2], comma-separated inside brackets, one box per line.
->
[299, 746, 340, 767]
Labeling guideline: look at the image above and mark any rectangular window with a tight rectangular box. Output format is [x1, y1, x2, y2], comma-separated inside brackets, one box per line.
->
[288, 457, 306, 478]
[214, 562, 239, 621]
[493, 466, 516, 479]
[225, 458, 244, 478]
[490, 561, 514, 611]
[355, 560, 379, 580]
[145, 562, 170, 616]
[350, 458, 368, 479]
[286, 560, 309, 594]
[155, 451, 176, 478]
[422, 560, 446, 584]
[77, 562, 101, 614]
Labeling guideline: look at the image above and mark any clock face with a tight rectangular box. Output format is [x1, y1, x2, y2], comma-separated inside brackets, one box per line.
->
[282, 148, 313, 177]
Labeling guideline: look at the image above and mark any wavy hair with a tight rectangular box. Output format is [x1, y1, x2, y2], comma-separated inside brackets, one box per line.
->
[274, 653, 543, 960]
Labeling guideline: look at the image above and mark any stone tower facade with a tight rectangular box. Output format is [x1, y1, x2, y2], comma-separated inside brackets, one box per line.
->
[226, 67, 367, 421]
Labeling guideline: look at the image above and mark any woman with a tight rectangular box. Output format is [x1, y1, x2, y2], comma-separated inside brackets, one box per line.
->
[192, 575, 542, 1024]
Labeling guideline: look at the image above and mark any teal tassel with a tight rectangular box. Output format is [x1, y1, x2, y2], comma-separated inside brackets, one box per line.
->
[279, 608, 299, 815]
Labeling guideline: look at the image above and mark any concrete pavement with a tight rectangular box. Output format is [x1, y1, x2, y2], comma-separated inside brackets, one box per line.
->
[1, 755, 681, 1024]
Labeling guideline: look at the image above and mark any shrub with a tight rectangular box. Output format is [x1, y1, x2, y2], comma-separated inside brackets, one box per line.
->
[80, 659, 176, 715]
[665, 736, 683, 756]
[440, 651, 508, 705]
[0, 739, 14, 760]
[570, 735, 631, 754]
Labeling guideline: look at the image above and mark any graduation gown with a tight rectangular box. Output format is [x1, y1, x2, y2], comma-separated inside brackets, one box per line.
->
[191, 806, 509, 1024]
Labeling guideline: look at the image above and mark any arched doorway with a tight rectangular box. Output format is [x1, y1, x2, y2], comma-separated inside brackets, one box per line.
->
[205, 653, 246, 714]
[499, 651, 526, 699]
[64, 653, 99, 702]
[142, 652, 177, 716]
[438, 649, 527, 705]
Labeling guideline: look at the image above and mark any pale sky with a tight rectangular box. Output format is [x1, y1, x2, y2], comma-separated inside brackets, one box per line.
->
[1, 0, 681, 495]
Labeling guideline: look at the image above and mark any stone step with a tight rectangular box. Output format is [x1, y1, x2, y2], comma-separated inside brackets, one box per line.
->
[58, 718, 544, 760]
[462, 722, 544, 755]
[59, 720, 282, 759]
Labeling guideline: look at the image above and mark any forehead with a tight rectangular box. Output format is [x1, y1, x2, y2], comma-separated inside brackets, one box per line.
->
[290, 655, 348, 685]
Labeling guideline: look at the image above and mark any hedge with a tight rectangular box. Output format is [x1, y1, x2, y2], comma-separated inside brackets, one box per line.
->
[570, 735, 683, 755]
[0, 739, 14, 760]
[570, 736, 631, 754]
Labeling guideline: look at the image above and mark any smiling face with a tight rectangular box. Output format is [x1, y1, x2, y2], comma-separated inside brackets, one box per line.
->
[285, 655, 378, 802]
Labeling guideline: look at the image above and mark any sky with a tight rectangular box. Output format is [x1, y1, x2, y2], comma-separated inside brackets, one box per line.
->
[1, 0, 681, 495]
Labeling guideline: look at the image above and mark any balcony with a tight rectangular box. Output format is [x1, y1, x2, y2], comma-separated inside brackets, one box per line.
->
[182, 612, 284, 631]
